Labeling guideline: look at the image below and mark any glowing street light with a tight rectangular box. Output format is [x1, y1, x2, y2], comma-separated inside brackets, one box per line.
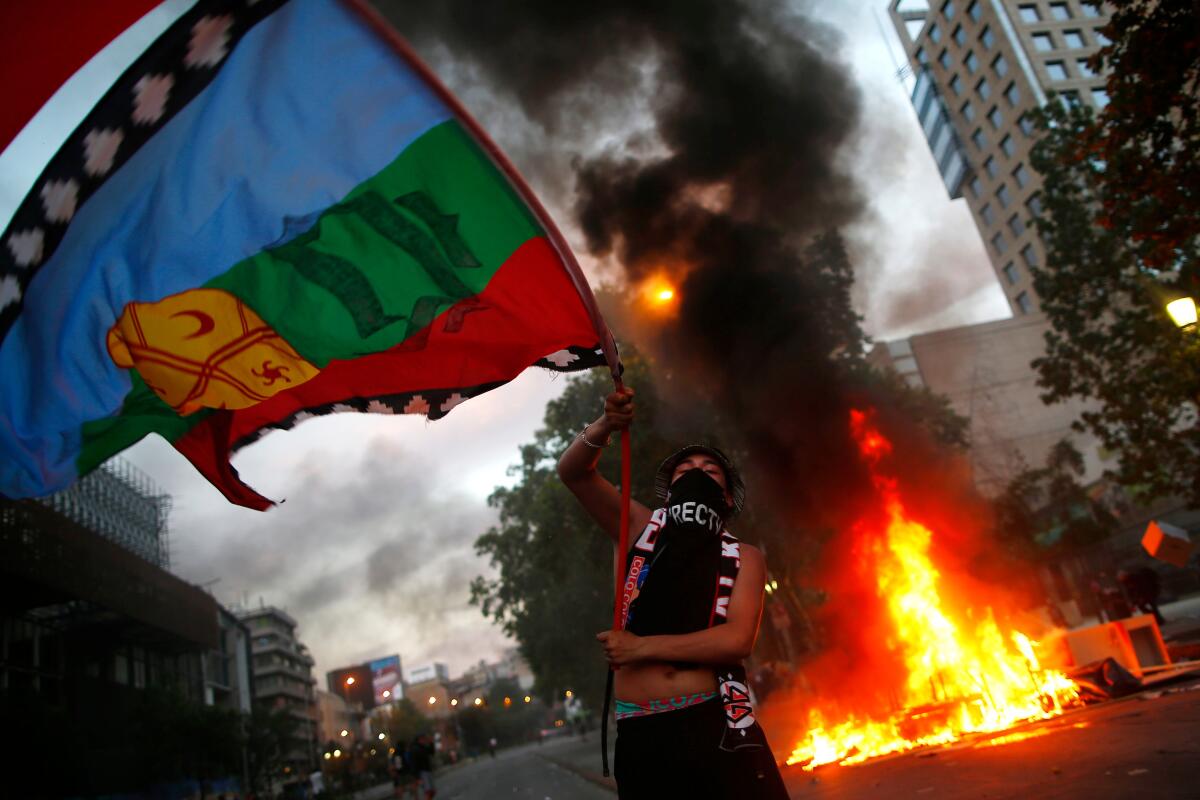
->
[504, 697, 512, 707]
[1167, 296, 1198, 331]
[323, 752, 331, 760]
[345, 676, 356, 686]
[473, 697, 483, 706]
[564, 690, 574, 699]
[428, 695, 437, 705]
[333, 749, 342, 758]
[378, 733, 386, 740]
[382, 690, 391, 698]
[450, 698, 459, 707]
[524, 696, 532, 704]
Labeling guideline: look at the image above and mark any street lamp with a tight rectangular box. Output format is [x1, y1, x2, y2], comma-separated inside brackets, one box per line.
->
[1167, 296, 1198, 331]
[340, 729, 349, 737]
[428, 695, 437, 706]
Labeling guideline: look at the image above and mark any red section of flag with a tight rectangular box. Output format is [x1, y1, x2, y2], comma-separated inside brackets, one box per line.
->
[0, 0, 162, 153]
[174, 235, 600, 508]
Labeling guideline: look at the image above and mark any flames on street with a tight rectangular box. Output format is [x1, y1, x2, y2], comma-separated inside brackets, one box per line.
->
[785, 410, 1080, 771]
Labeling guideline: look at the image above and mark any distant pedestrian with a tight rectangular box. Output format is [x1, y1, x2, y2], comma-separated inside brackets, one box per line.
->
[391, 741, 416, 799]
[487, 736, 497, 758]
[410, 734, 437, 799]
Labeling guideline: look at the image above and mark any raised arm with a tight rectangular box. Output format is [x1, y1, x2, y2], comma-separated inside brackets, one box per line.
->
[597, 544, 767, 666]
[557, 387, 652, 542]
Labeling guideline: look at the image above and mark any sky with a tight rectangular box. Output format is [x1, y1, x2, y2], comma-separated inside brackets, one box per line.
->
[4, 1, 1011, 685]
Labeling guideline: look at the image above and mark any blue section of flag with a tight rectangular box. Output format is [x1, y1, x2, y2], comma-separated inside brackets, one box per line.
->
[0, 0, 452, 497]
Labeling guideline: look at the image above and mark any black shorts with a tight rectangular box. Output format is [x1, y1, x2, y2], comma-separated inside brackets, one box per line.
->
[614, 697, 789, 799]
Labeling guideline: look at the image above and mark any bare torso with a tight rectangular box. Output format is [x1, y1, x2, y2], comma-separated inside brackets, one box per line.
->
[615, 660, 718, 703]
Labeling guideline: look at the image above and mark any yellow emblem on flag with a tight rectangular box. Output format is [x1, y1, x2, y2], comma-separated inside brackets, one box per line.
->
[107, 288, 320, 415]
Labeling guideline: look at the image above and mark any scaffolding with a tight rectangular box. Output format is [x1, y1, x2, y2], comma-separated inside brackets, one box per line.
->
[38, 458, 172, 569]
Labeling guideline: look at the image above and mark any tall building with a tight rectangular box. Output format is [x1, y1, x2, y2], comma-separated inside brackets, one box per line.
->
[239, 605, 319, 773]
[889, 0, 1111, 315]
[203, 605, 254, 713]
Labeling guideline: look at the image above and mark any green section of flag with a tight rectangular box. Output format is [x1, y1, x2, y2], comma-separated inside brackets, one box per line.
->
[210, 119, 540, 366]
[78, 372, 214, 476]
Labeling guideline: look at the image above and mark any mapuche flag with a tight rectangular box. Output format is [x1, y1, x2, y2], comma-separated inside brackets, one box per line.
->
[0, 0, 616, 509]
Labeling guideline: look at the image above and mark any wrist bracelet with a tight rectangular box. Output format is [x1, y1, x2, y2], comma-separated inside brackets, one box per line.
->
[578, 424, 611, 449]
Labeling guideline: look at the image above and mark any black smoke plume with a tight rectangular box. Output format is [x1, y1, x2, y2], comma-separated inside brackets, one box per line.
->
[384, 0, 886, 527]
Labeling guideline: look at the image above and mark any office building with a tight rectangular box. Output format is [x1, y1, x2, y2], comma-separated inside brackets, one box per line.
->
[868, 314, 1105, 496]
[889, 0, 1112, 315]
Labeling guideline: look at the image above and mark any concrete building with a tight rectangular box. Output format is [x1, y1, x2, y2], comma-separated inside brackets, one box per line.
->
[889, 0, 1111, 315]
[203, 605, 254, 712]
[315, 688, 363, 746]
[238, 605, 319, 773]
[868, 313, 1105, 495]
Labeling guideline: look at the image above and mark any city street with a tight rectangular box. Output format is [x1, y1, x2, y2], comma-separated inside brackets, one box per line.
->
[432, 737, 616, 800]
[428, 677, 1200, 799]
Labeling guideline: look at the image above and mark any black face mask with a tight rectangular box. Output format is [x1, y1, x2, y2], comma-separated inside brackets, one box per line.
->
[665, 468, 730, 537]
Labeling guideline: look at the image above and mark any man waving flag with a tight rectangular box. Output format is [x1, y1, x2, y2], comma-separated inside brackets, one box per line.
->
[0, 0, 618, 509]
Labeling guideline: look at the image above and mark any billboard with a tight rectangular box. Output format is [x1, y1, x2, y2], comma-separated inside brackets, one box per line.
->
[369, 654, 403, 706]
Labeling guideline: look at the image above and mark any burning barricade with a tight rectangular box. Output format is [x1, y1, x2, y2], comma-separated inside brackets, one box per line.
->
[780, 410, 1082, 771]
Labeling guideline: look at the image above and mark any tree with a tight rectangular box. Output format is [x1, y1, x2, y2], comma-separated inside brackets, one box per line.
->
[993, 439, 1118, 560]
[1024, 0, 1200, 504]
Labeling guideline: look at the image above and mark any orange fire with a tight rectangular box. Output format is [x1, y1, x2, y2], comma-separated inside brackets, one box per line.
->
[785, 410, 1079, 770]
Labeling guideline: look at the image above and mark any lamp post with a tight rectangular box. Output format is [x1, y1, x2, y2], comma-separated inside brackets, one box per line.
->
[1167, 296, 1198, 332]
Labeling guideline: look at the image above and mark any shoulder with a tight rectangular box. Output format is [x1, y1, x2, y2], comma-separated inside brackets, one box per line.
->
[738, 541, 765, 568]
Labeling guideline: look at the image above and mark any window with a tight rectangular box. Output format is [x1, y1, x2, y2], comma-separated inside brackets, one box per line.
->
[950, 74, 964, 94]
[929, 23, 942, 43]
[996, 183, 1012, 207]
[916, 46, 929, 64]
[1060, 89, 1081, 107]
[993, 53, 1009, 77]
[1094, 30, 1110, 46]
[1046, 60, 1068, 80]
[1050, 2, 1071, 20]
[981, 202, 995, 225]
[968, 1, 982, 22]
[1092, 87, 1110, 109]
[940, 49, 952, 69]
[954, 25, 967, 46]
[976, 76, 991, 100]
[1013, 162, 1031, 187]
[1077, 58, 1095, 77]
[969, 175, 983, 197]
[1019, 5, 1041, 23]
[943, 0, 956, 18]
[1021, 243, 1038, 266]
[986, 105, 1002, 129]
[984, 155, 998, 178]
[1082, 3, 1101, 17]
[1032, 32, 1055, 51]
[1019, 113, 1036, 135]
[1026, 192, 1043, 216]
[961, 100, 976, 121]
[1003, 262, 1020, 284]
[1008, 213, 1026, 236]
[991, 231, 1008, 253]
[1015, 291, 1034, 314]
[979, 25, 996, 49]
[1063, 29, 1086, 49]
[1000, 134, 1016, 157]
[965, 50, 979, 73]
[1005, 81, 1021, 107]
[972, 127, 988, 149]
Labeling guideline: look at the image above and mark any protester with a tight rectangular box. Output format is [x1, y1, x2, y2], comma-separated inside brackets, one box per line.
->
[409, 734, 437, 800]
[558, 386, 789, 799]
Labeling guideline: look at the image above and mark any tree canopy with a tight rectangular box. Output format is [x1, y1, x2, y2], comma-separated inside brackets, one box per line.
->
[1026, 0, 1200, 504]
